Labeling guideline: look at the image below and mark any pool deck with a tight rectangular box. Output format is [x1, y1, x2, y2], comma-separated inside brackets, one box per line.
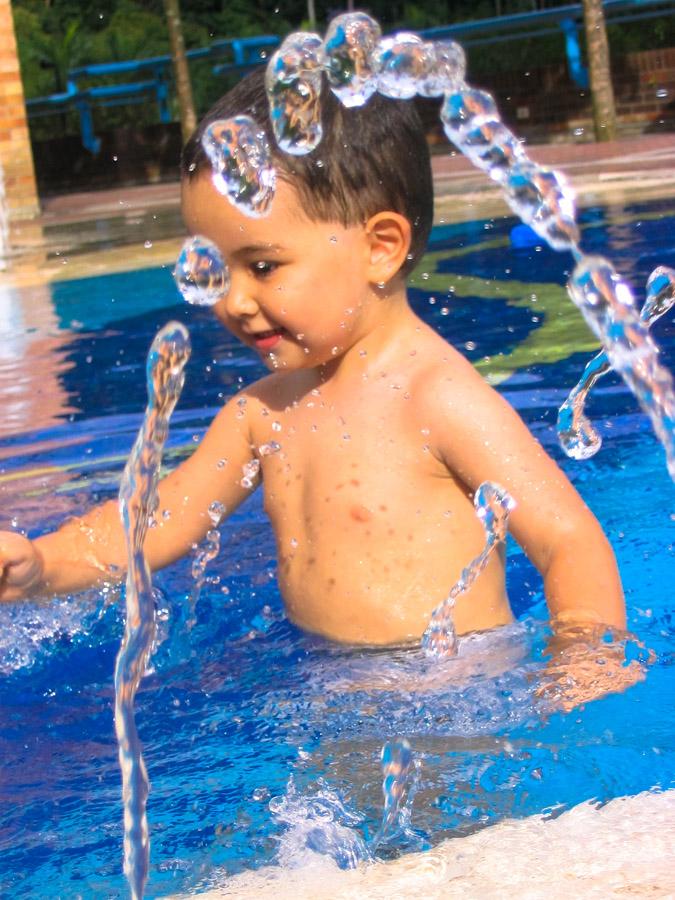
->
[2, 132, 675, 287]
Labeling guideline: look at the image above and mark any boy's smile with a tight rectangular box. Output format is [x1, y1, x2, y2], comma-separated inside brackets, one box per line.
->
[181, 174, 392, 372]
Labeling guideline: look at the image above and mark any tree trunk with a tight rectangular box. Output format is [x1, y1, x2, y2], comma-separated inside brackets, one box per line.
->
[163, 0, 196, 143]
[581, 0, 617, 141]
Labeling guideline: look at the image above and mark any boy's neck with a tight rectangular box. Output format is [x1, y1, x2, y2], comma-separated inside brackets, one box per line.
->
[317, 284, 418, 384]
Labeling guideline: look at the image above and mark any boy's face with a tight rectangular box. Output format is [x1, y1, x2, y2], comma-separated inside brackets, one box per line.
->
[181, 173, 379, 371]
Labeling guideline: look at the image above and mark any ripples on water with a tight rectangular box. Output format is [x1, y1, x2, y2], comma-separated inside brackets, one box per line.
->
[0, 200, 674, 896]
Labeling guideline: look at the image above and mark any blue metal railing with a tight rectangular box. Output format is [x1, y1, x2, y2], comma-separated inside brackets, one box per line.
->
[25, 0, 675, 154]
[26, 35, 280, 153]
[421, 0, 675, 89]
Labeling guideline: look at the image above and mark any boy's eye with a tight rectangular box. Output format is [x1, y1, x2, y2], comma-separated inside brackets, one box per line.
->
[251, 260, 278, 276]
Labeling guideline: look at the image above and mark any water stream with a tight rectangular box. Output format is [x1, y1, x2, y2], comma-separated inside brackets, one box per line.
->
[114, 321, 191, 898]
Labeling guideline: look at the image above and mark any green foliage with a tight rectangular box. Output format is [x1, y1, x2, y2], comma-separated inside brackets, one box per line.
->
[87, 3, 171, 63]
[13, 6, 86, 95]
[10, 0, 675, 143]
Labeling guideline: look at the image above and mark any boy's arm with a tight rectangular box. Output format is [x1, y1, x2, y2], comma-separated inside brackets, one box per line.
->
[0, 392, 259, 601]
[421, 359, 625, 631]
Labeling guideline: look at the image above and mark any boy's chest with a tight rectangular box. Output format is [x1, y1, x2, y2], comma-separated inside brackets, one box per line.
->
[251, 383, 453, 519]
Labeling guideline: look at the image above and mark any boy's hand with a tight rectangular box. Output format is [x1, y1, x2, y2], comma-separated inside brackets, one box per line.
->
[537, 625, 649, 712]
[0, 531, 45, 602]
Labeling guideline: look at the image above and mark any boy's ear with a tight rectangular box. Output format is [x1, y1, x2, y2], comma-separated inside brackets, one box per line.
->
[364, 211, 412, 285]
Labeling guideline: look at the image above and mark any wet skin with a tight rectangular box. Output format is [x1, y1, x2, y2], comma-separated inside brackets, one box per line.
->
[0, 174, 625, 645]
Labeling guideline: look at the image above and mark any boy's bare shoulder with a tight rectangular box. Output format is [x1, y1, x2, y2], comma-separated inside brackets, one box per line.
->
[405, 326, 537, 468]
[238, 369, 311, 409]
[408, 326, 500, 414]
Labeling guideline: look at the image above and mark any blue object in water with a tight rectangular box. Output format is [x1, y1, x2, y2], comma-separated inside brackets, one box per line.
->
[510, 223, 541, 248]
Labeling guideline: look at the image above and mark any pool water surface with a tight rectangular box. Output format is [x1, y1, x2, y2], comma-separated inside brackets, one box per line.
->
[0, 198, 674, 897]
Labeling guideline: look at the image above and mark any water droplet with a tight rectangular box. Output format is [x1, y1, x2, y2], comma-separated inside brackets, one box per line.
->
[375, 32, 431, 99]
[329, 235, 337, 244]
[240, 459, 261, 489]
[272, 421, 282, 432]
[324, 12, 382, 107]
[174, 236, 230, 306]
[464, 340, 477, 351]
[201, 116, 276, 216]
[290, 537, 298, 549]
[503, 162, 579, 251]
[259, 441, 281, 456]
[418, 39, 466, 97]
[656, 87, 668, 99]
[143, 240, 153, 249]
[266, 32, 325, 155]
[208, 501, 226, 526]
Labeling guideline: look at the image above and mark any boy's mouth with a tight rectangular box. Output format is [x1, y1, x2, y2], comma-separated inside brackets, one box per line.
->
[251, 328, 285, 352]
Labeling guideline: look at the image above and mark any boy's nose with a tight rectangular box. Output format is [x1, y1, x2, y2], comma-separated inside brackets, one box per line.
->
[221, 279, 259, 319]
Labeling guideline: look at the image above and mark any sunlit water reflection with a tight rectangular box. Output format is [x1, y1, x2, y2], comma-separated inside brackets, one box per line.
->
[0, 200, 673, 896]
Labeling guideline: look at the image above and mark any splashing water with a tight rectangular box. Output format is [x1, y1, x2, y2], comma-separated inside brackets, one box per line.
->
[375, 33, 431, 100]
[266, 32, 325, 155]
[422, 483, 516, 658]
[257, 14, 675, 477]
[370, 737, 419, 851]
[241, 458, 261, 489]
[558, 266, 675, 459]
[114, 321, 191, 899]
[504, 163, 580, 251]
[174, 236, 230, 306]
[643, 265, 675, 323]
[417, 40, 466, 98]
[270, 779, 371, 870]
[201, 116, 276, 217]
[268, 739, 420, 871]
[188, 500, 226, 628]
[323, 12, 382, 107]
[567, 257, 675, 479]
[259, 440, 282, 457]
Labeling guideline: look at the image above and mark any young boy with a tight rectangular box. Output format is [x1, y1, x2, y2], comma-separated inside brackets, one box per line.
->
[0, 70, 625, 647]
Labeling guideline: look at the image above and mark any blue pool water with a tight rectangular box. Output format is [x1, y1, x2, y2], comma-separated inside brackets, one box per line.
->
[1, 199, 674, 897]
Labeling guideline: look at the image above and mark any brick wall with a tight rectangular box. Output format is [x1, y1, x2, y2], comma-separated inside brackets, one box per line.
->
[0, 0, 39, 220]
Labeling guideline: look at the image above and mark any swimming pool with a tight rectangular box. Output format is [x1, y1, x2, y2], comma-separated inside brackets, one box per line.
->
[0, 198, 673, 897]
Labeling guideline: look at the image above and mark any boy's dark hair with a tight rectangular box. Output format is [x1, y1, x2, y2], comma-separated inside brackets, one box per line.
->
[182, 67, 434, 276]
